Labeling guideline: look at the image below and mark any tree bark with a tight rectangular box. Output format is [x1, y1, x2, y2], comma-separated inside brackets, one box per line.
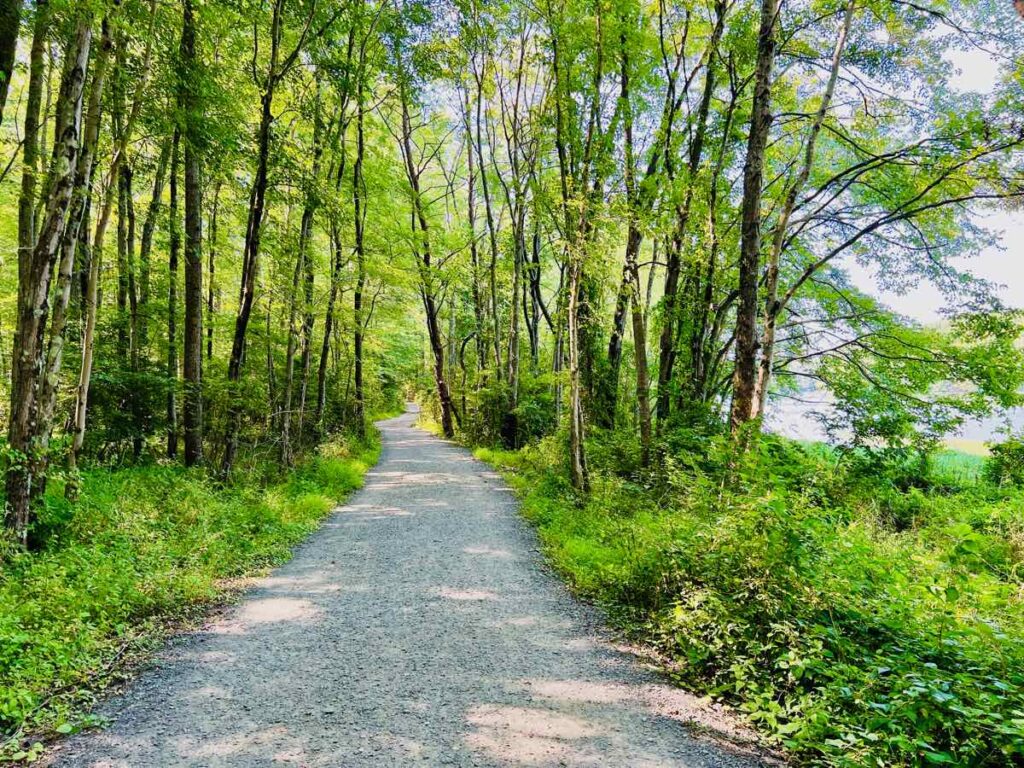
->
[206, 179, 220, 361]
[462, 83, 486, 376]
[398, 83, 455, 438]
[567, 255, 589, 492]
[50, 16, 110, 487]
[138, 138, 172, 353]
[471, 60, 502, 376]
[729, 0, 779, 433]
[280, 237, 303, 466]
[751, 0, 853, 420]
[223, 0, 287, 475]
[167, 129, 181, 459]
[296, 90, 323, 446]
[654, 7, 725, 426]
[0, 0, 21, 125]
[181, 0, 203, 466]
[7, 16, 92, 544]
[69, 1, 157, 477]
[352, 78, 367, 436]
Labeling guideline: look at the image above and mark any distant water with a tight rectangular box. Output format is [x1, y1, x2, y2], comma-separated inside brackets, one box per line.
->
[766, 393, 1024, 447]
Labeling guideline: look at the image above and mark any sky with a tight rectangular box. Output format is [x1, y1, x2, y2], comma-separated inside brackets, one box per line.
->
[845, 49, 1024, 325]
[770, 47, 1024, 444]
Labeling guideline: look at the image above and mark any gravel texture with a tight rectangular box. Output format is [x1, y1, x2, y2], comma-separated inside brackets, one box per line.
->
[48, 408, 774, 767]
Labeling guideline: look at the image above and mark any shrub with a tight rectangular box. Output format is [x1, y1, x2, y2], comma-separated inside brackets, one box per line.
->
[985, 434, 1024, 488]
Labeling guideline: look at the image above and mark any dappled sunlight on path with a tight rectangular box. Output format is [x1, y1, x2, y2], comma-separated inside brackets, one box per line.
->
[48, 408, 775, 767]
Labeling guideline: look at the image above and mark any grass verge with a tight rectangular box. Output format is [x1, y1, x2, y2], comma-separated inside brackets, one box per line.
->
[0, 432, 378, 761]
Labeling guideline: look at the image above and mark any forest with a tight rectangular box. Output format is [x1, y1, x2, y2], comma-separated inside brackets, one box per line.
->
[1, 0, 1023, 764]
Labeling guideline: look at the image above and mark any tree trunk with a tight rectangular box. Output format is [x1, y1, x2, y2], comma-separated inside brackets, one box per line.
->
[0, 0, 21, 124]
[752, 0, 853, 420]
[502, 205, 525, 447]
[567, 255, 589, 492]
[729, 0, 779, 433]
[181, 0, 203, 466]
[296, 91, 323, 445]
[280, 242, 303, 466]
[138, 138, 172, 353]
[317, 221, 344, 427]
[223, 0, 286, 475]
[398, 84, 455, 438]
[206, 179, 220, 361]
[463, 84, 486, 376]
[47, 16, 110, 489]
[16, 0, 47, 286]
[167, 129, 181, 459]
[472, 64, 502, 376]
[69, 4, 156, 478]
[351, 80, 367, 436]
[122, 165, 144, 459]
[599, 264, 630, 429]
[7, 16, 92, 544]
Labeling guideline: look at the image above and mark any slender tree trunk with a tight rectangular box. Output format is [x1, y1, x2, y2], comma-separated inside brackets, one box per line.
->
[752, 0, 853, 420]
[398, 84, 455, 438]
[139, 138, 172, 353]
[463, 85, 486, 376]
[207, 180, 220, 361]
[15, 0, 47, 289]
[280, 242, 303, 466]
[69, 2, 157, 477]
[502, 206, 525, 447]
[730, 0, 779, 433]
[47, 16, 110, 490]
[352, 80, 367, 436]
[600, 264, 630, 429]
[127, 174, 144, 460]
[0, 0, 21, 124]
[652, 2, 726, 426]
[567, 254, 589, 492]
[317, 221, 344, 427]
[223, 0, 286, 475]
[181, 0, 203, 466]
[7, 16, 92, 543]
[296, 91, 323, 445]
[115, 167, 130, 361]
[167, 130, 181, 459]
[266, 292, 276, 422]
[527, 222, 544, 369]
[472, 65, 502, 376]
[656, 73, 716, 424]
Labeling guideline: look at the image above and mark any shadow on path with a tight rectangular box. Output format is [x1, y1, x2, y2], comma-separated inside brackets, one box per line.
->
[48, 407, 777, 767]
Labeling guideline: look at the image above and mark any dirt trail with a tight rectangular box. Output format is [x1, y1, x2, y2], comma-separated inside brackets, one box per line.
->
[50, 407, 772, 767]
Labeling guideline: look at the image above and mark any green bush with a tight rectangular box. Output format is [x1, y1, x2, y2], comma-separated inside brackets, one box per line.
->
[986, 435, 1024, 488]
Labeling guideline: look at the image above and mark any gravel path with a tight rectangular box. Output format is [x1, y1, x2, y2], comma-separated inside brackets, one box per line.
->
[49, 408, 772, 767]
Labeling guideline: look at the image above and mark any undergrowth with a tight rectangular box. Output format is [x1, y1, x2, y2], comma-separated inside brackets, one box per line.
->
[476, 431, 1024, 767]
[0, 432, 379, 761]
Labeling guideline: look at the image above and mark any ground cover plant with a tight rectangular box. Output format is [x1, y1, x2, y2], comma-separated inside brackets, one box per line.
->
[477, 429, 1024, 767]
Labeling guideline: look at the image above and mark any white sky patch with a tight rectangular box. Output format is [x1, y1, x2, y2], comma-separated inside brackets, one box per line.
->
[772, 48, 1024, 442]
[842, 48, 1024, 324]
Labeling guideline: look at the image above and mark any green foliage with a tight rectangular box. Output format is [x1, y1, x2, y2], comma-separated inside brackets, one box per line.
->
[479, 430, 1024, 766]
[0, 433, 378, 751]
[985, 434, 1024, 489]
[462, 373, 558, 448]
